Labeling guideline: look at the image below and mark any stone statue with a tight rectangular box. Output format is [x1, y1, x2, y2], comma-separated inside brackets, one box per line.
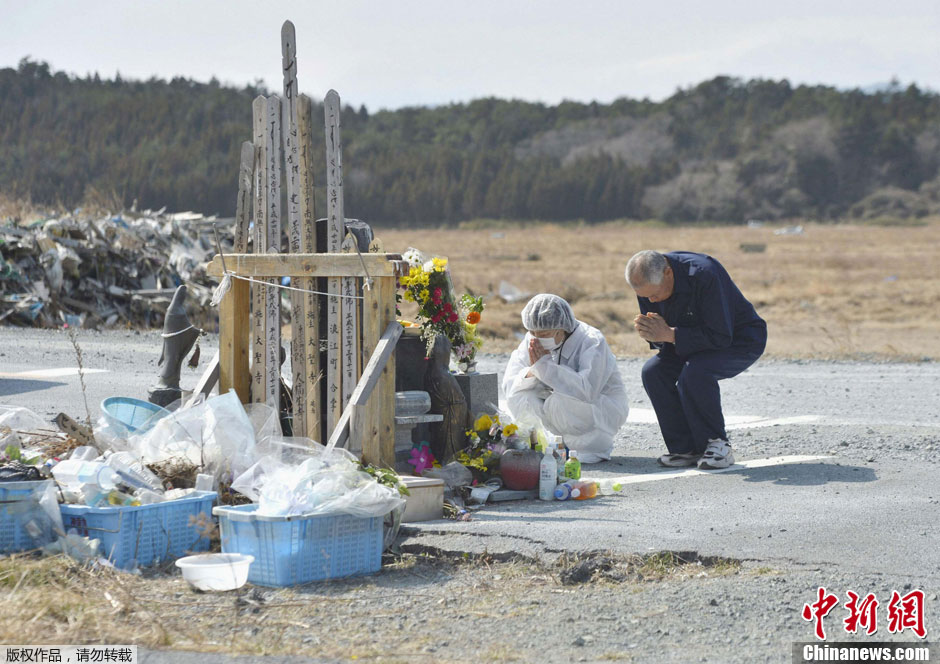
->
[148, 285, 202, 407]
[424, 335, 470, 464]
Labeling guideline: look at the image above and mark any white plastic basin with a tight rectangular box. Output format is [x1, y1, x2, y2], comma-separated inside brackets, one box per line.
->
[175, 553, 254, 591]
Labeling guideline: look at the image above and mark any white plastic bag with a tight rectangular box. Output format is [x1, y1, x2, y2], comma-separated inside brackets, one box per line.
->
[423, 461, 474, 490]
[127, 390, 256, 478]
[233, 441, 405, 518]
[0, 405, 50, 448]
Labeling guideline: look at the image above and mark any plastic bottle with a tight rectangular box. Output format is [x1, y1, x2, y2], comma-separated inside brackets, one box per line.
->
[597, 479, 624, 496]
[107, 489, 141, 507]
[69, 446, 99, 461]
[553, 482, 574, 500]
[570, 480, 598, 500]
[195, 473, 215, 492]
[164, 488, 196, 501]
[105, 452, 163, 492]
[80, 484, 109, 508]
[134, 489, 165, 505]
[52, 459, 119, 491]
[539, 445, 557, 501]
[564, 450, 581, 480]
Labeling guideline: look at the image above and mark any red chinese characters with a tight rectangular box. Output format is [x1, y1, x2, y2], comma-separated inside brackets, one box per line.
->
[843, 591, 879, 635]
[802, 587, 840, 640]
[887, 589, 926, 638]
[802, 587, 927, 640]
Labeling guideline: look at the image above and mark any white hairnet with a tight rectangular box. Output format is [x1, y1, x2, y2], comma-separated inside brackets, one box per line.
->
[521, 294, 577, 333]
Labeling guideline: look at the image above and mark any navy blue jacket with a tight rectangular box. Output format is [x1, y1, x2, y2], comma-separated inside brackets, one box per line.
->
[637, 252, 766, 357]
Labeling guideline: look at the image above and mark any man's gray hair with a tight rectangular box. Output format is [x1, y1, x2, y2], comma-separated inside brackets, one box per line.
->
[625, 250, 668, 287]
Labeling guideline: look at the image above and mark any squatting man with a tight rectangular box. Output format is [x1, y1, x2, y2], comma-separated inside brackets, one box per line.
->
[626, 250, 767, 469]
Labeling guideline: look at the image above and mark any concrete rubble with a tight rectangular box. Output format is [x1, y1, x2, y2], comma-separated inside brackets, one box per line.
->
[0, 208, 226, 330]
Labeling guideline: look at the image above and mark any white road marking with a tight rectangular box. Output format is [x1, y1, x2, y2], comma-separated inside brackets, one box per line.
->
[0, 367, 109, 379]
[498, 401, 822, 431]
[608, 454, 830, 486]
[627, 407, 820, 430]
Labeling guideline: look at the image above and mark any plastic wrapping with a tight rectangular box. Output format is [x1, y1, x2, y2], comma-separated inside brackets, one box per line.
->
[125, 390, 257, 480]
[231, 442, 404, 518]
[0, 405, 50, 449]
[423, 461, 474, 490]
[0, 481, 65, 553]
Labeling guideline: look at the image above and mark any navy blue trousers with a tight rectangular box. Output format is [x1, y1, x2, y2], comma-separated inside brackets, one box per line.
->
[641, 344, 764, 455]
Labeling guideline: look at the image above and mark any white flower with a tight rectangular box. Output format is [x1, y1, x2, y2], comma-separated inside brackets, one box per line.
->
[402, 247, 429, 267]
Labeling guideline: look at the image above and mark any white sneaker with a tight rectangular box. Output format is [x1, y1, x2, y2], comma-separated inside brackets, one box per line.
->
[657, 453, 702, 468]
[697, 439, 734, 470]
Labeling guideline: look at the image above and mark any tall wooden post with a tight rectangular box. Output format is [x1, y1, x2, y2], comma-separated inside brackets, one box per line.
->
[234, 141, 254, 254]
[219, 276, 250, 402]
[250, 96, 268, 403]
[297, 95, 321, 442]
[324, 90, 344, 434]
[263, 96, 282, 408]
[281, 20, 307, 437]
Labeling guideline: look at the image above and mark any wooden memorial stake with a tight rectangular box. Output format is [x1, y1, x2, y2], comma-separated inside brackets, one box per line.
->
[281, 21, 307, 437]
[250, 96, 268, 403]
[297, 95, 321, 442]
[234, 141, 255, 254]
[324, 90, 345, 434]
[263, 95, 282, 409]
[341, 231, 360, 386]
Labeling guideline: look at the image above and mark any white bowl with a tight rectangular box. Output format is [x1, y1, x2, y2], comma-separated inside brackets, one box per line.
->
[175, 553, 254, 591]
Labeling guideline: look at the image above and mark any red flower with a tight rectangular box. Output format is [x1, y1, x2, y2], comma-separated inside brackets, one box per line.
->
[448, 312, 459, 323]
[443, 302, 452, 313]
[431, 312, 444, 323]
[432, 288, 443, 304]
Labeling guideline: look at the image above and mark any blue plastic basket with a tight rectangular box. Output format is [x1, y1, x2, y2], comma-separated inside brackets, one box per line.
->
[100, 396, 170, 434]
[0, 480, 58, 554]
[213, 505, 382, 587]
[60, 491, 217, 569]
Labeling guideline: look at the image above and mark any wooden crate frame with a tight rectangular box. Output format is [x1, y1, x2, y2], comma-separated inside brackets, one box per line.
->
[207, 252, 402, 466]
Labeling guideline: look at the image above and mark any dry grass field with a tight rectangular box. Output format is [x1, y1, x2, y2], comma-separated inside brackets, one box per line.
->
[376, 218, 940, 360]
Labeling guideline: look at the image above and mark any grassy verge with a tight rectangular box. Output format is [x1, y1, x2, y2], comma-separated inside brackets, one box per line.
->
[0, 547, 743, 657]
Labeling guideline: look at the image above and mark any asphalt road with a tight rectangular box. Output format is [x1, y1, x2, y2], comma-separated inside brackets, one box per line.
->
[1, 327, 938, 661]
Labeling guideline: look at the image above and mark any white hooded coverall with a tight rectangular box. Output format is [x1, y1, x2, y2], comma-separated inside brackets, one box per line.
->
[502, 321, 629, 463]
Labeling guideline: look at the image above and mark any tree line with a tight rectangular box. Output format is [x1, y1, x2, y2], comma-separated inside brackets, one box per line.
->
[2, 58, 939, 224]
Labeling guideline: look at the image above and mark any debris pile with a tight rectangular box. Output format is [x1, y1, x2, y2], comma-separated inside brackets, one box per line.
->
[0, 208, 226, 330]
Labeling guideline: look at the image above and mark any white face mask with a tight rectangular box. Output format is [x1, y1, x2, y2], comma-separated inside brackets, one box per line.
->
[537, 336, 561, 351]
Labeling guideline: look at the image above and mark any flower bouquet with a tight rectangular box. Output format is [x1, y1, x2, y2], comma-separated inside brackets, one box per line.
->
[399, 248, 484, 373]
[458, 413, 524, 482]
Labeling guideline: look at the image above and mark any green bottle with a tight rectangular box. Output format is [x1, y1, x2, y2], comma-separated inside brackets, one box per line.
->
[564, 450, 581, 480]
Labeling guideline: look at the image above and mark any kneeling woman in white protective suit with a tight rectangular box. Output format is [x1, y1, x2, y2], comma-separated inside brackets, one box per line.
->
[502, 294, 629, 463]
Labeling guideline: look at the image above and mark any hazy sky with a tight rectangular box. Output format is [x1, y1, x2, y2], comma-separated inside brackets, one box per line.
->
[3, 0, 939, 110]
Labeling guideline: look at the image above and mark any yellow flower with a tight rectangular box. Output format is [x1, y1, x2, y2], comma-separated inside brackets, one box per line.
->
[403, 290, 414, 302]
[503, 423, 518, 436]
[419, 288, 430, 302]
[432, 257, 448, 272]
[416, 271, 430, 287]
[474, 414, 493, 431]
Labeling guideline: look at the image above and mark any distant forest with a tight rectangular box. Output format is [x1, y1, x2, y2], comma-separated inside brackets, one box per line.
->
[2, 58, 940, 224]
